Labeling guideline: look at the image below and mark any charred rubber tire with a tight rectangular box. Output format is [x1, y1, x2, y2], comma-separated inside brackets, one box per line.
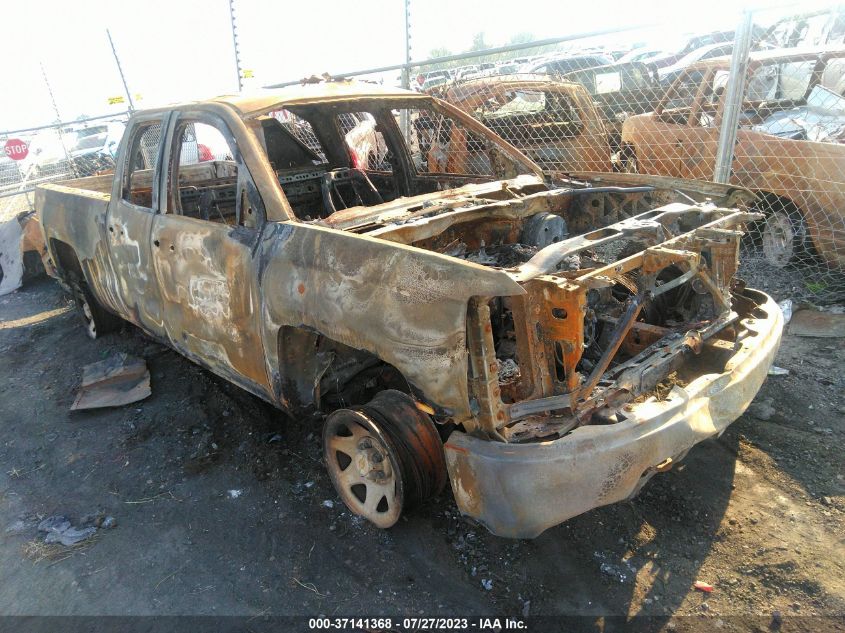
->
[71, 281, 121, 340]
[762, 207, 810, 268]
[323, 390, 446, 529]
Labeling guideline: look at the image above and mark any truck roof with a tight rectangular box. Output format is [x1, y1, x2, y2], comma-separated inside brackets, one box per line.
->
[211, 81, 430, 118]
[133, 81, 430, 120]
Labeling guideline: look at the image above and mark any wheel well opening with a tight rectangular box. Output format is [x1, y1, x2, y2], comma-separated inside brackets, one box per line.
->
[49, 239, 83, 280]
[276, 326, 411, 414]
[752, 192, 800, 216]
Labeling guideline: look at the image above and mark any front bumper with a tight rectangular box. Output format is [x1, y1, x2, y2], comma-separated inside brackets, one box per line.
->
[443, 290, 783, 539]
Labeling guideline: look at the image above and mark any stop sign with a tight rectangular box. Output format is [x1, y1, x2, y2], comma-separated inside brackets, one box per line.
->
[4, 138, 29, 161]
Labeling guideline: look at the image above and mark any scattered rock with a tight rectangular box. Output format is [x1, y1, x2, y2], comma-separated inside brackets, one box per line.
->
[694, 580, 714, 593]
[748, 401, 776, 421]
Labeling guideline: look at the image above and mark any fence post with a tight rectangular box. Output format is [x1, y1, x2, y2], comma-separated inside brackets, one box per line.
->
[107, 29, 135, 111]
[38, 62, 77, 180]
[712, 10, 754, 184]
[400, 0, 412, 140]
[228, 0, 244, 92]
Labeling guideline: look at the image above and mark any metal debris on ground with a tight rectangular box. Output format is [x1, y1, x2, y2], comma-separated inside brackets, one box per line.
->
[789, 309, 845, 338]
[71, 353, 151, 411]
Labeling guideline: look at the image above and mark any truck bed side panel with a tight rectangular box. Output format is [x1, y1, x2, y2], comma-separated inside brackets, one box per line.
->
[36, 184, 124, 314]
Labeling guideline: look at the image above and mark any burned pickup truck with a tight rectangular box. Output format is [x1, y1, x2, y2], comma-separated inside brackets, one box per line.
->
[37, 82, 782, 538]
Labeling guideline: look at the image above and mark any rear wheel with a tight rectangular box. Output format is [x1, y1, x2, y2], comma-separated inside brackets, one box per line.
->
[71, 281, 121, 340]
[761, 205, 810, 268]
[323, 390, 446, 528]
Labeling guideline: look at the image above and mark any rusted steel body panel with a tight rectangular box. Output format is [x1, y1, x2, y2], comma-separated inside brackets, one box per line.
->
[445, 290, 782, 538]
[622, 47, 845, 268]
[258, 222, 524, 420]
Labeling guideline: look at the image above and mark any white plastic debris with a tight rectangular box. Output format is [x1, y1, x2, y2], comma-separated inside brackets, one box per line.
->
[768, 366, 790, 376]
[778, 299, 793, 324]
[322, 500, 334, 508]
[481, 579, 493, 591]
[227, 489, 243, 499]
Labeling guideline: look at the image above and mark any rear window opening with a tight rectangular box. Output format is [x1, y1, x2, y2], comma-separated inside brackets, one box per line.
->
[253, 100, 532, 222]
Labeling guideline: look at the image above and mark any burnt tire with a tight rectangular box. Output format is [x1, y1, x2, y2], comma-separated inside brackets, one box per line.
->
[761, 206, 811, 268]
[71, 281, 121, 340]
[323, 390, 446, 528]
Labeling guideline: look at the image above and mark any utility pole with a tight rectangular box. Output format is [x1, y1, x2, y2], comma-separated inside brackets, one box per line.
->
[712, 10, 753, 184]
[228, 0, 243, 92]
[107, 29, 135, 111]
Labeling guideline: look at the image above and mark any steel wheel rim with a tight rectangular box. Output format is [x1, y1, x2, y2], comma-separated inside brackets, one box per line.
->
[324, 409, 403, 528]
[763, 211, 795, 268]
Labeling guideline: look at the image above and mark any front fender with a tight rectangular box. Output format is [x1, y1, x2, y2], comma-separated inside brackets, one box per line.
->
[258, 221, 524, 421]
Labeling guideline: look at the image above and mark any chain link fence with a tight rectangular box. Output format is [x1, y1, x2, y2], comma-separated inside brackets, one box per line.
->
[0, 113, 130, 221]
[412, 10, 845, 303]
[0, 113, 130, 293]
[5, 4, 845, 303]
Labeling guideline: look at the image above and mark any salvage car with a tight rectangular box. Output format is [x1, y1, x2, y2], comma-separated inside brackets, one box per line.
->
[438, 75, 613, 172]
[519, 52, 615, 76]
[562, 61, 663, 154]
[620, 47, 845, 269]
[37, 81, 782, 538]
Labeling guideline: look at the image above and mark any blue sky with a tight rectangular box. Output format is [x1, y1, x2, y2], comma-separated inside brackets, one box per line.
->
[0, 0, 832, 131]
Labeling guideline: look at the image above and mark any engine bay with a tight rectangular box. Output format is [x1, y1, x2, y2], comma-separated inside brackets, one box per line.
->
[360, 178, 762, 443]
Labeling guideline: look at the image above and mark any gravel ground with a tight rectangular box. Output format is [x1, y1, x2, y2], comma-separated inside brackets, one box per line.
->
[0, 278, 843, 631]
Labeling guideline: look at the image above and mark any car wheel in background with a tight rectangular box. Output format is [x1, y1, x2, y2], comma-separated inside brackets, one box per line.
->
[762, 205, 811, 268]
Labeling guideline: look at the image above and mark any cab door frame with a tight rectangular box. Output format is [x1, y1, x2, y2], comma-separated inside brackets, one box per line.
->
[104, 111, 173, 337]
[150, 106, 273, 399]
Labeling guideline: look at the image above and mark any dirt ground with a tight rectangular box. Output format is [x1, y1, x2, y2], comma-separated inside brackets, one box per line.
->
[0, 277, 843, 631]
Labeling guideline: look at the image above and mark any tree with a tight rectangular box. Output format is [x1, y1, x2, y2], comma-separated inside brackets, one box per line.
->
[509, 32, 535, 45]
[469, 32, 489, 52]
[428, 47, 452, 60]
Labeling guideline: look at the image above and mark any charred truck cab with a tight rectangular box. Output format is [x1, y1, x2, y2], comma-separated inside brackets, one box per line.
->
[36, 82, 783, 538]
